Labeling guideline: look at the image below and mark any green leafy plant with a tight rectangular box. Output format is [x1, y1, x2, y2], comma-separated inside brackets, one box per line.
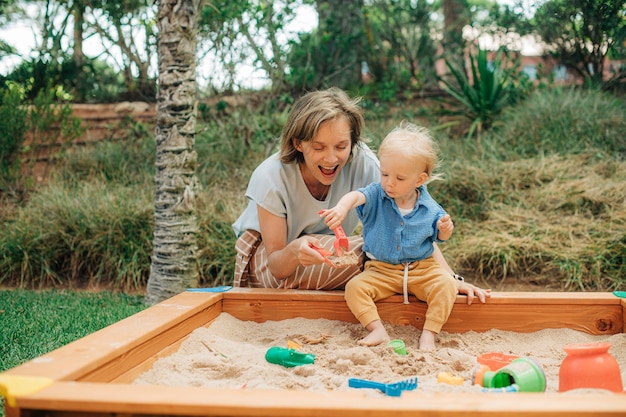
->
[0, 83, 28, 187]
[439, 46, 530, 140]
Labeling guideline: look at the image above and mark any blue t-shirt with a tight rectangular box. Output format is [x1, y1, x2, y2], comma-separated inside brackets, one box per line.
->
[356, 183, 447, 264]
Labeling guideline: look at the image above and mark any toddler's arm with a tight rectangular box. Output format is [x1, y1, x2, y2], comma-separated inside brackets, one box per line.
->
[320, 191, 366, 230]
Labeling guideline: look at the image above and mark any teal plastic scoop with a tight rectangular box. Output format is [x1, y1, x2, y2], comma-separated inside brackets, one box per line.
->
[265, 347, 315, 367]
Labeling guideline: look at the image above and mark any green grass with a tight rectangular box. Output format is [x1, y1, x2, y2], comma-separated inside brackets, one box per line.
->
[0, 289, 147, 417]
[0, 289, 146, 372]
[0, 289, 146, 416]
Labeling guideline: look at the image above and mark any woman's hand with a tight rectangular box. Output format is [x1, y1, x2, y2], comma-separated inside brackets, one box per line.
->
[297, 237, 333, 267]
[305, 239, 335, 267]
[457, 280, 491, 305]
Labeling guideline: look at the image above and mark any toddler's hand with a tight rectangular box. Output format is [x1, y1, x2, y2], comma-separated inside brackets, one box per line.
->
[319, 209, 346, 230]
[437, 215, 454, 240]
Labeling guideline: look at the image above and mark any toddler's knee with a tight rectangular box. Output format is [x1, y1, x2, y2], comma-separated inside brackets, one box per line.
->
[434, 276, 458, 296]
[344, 278, 357, 298]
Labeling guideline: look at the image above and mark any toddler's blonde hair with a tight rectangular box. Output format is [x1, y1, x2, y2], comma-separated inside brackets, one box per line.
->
[379, 121, 443, 184]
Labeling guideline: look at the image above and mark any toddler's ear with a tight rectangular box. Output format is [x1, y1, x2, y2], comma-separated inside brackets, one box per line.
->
[416, 172, 428, 187]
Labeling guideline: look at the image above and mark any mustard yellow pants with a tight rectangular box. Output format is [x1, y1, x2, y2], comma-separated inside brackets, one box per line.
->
[344, 257, 457, 334]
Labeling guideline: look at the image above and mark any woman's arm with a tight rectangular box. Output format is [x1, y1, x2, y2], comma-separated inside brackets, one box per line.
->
[257, 205, 328, 279]
[433, 242, 491, 304]
[432, 243, 453, 274]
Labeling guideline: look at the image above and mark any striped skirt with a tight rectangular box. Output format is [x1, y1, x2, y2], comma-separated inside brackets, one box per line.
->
[234, 230, 366, 290]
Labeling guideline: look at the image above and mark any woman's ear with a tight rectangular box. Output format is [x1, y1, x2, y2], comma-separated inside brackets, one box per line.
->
[293, 137, 302, 152]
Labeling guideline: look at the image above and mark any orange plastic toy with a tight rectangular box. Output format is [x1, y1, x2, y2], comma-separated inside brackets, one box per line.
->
[477, 352, 519, 370]
[559, 342, 623, 392]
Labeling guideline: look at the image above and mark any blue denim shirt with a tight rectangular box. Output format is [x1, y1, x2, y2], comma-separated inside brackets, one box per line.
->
[356, 183, 447, 264]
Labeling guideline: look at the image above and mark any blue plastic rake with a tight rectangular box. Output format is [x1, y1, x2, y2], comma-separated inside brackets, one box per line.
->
[348, 377, 418, 397]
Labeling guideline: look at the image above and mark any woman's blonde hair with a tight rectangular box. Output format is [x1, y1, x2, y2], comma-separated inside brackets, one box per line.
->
[379, 121, 443, 184]
[279, 87, 365, 164]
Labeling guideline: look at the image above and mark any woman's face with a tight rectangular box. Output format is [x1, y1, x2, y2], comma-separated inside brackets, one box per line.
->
[295, 117, 352, 186]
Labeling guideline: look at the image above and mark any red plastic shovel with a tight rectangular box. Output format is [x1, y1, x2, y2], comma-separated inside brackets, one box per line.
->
[309, 245, 334, 267]
[317, 210, 349, 257]
[333, 225, 349, 257]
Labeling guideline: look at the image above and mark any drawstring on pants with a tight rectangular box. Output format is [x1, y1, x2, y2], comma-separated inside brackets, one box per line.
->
[402, 262, 410, 304]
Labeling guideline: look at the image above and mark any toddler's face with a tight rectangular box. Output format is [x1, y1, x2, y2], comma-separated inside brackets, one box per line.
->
[379, 151, 427, 200]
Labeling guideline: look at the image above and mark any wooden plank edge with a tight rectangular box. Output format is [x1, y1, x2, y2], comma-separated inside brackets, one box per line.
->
[2, 292, 224, 382]
[222, 289, 623, 335]
[109, 313, 226, 384]
[11, 381, 626, 417]
[222, 288, 622, 305]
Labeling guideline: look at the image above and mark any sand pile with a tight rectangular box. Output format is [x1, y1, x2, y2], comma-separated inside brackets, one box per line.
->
[134, 313, 626, 394]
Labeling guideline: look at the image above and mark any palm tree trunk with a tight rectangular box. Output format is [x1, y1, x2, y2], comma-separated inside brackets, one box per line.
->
[442, 0, 469, 75]
[146, 0, 201, 305]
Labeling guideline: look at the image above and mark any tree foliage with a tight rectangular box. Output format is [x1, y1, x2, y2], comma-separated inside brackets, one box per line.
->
[86, 0, 157, 100]
[363, 0, 438, 90]
[536, 0, 625, 87]
[499, 0, 626, 88]
[2, 0, 624, 99]
[0, 0, 155, 102]
[198, 0, 307, 93]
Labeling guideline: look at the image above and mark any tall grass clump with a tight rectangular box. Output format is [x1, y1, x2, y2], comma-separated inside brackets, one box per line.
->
[0, 83, 28, 187]
[446, 153, 624, 290]
[0, 135, 156, 290]
[196, 188, 241, 286]
[481, 87, 626, 160]
[58, 134, 155, 186]
[0, 179, 154, 290]
[196, 94, 290, 184]
[435, 86, 626, 291]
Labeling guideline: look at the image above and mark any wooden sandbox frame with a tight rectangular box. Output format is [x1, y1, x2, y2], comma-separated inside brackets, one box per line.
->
[2, 288, 625, 417]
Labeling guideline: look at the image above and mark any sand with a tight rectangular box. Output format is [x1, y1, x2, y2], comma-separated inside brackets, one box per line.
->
[328, 250, 359, 267]
[134, 313, 626, 395]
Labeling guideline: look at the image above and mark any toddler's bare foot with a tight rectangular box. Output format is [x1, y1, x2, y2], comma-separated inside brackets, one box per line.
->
[358, 328, 390, 346]
[419, 329, 436, 350]
[359, 320, 390, 346]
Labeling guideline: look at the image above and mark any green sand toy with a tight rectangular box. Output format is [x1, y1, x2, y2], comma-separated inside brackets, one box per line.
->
[265, 347, 315, 368]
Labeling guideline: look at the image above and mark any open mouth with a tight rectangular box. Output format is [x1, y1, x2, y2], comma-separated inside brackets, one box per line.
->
[319, 165, 338, 178]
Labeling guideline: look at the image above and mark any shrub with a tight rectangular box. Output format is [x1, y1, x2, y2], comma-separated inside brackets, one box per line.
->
[0, 180, 154, 290]
[439, 46, 532, 140]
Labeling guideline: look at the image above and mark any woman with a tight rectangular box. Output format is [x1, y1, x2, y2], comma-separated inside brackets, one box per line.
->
[232, 88, 489, 304]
